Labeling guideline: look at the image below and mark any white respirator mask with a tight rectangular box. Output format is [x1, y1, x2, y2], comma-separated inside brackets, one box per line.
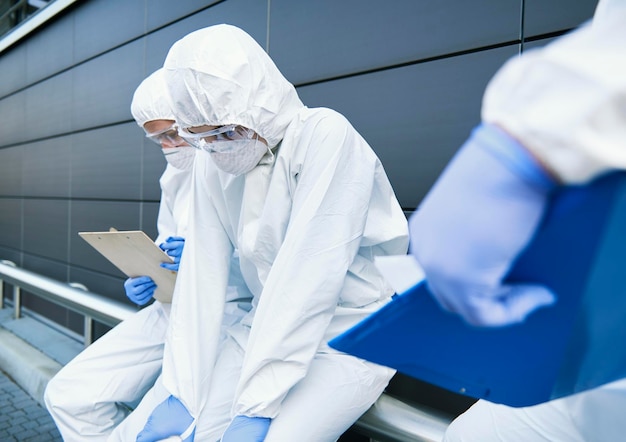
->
[208, 139, 269, 176]
[161, 145, 196, 170]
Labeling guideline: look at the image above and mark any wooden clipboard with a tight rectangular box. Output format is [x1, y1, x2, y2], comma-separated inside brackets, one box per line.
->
[78, 229, 176, 303]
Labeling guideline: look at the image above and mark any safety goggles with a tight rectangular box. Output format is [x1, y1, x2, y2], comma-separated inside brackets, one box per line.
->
[178, 125, 256, 152]
[145, 124, 186, 147]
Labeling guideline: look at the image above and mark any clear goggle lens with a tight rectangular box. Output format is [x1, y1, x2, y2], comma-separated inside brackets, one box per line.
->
[145, 125, 186, 146]
[178, 125, 256, 152]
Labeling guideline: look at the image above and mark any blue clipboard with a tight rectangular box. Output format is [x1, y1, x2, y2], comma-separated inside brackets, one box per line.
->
[329, 172, 626, 407]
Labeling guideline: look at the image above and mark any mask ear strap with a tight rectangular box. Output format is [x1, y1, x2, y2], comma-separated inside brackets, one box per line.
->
[259, 142, 276, 166]
[252, 129, 271, 150]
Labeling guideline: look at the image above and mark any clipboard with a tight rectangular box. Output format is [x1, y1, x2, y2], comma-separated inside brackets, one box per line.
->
[330, 171, 626, 407]
[78, 229, 176, 303]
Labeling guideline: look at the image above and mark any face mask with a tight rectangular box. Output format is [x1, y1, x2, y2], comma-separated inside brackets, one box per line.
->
[209, 139, 269, 176]
[162, 145, 196, 170]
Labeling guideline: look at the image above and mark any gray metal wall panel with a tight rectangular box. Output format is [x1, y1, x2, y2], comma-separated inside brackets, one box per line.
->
[71, 40, 145, 131]
[524, 37, 558, 51]
[73, 0, 146, 63]
[25, 72, 73, 142]
[141, 201, 160, 241]
[25, 12, 74, 85]
[65, 307, 85, 336]
[23, 199, 69, 261]
[524, 0, 597, 37]
[270, 0, 521, 85]
[22, 136, 72, 198]
[0, 93, 25, 147]
[0, 199, 22, 249]
[141, 139, 167, 201]
[0, 246, 22, 299]
[387, 373, 477, 418]
[71, 123, 143, 200]
[21, 254, 70, 325]
[144, 29, 170, 74]
[145, 0, 269, 73]
[69, 266, 129, 305]
[0, 46, 26, 98]
[22, 254, 67, 281]
[298, 45, 518, 209]
[69, 200, 141, 274]
[22, 293, 72, 328]
[0, 247, 21, 267]
[0, 247, 22, 299]
[0, 147, 22, 197]
[146, 0, 221, 31]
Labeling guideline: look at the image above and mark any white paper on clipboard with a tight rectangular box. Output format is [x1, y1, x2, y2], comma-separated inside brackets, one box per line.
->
[374, 255, 426, 295]
[78, 229, 176, 303]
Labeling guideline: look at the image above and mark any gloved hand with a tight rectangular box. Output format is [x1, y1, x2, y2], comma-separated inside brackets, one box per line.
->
[124, 276, 156, 306]
[221, 415, 271, 442]
[159, 236, 185, 271]
[136, 395, 195, 442]
[409, 123, 558, 326]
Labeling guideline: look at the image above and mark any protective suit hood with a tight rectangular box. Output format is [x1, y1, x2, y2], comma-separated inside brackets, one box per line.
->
[131, 68, 176, 127]
[163, 24, 304, 148]
[594, 0, 626, 26]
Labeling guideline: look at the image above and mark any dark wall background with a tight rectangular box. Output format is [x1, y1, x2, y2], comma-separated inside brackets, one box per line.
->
[0, 0, 598, 411]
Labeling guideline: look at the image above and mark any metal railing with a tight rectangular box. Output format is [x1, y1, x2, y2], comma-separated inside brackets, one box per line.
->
[0, 259, 452, 441]
[0, 0, 40, 38]
[0, 259, 134, 346]
[0, 0, 80, 54]
[354, 394, 452, 442]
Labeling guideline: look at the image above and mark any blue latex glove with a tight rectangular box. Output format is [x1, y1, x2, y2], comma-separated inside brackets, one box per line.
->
[221, 416, 271, 442]
[159, 236, 185, 271]
[136, 395, 195, 442]
[124, 276, 156, 306]
[409, 123, 558, 326]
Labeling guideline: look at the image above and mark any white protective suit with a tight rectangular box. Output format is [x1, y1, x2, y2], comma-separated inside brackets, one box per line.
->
[445, 2, 626, 441]
[482, 2, 626, 184]
[109, 24, 409, 441]
[44, 69, 251, 442]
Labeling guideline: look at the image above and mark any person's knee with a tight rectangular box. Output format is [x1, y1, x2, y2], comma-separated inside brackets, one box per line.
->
[442, 415, 468, 442]
[44, 368, 78, 415]
[44, 373, 65, 415]
[443, 401, 501, 442]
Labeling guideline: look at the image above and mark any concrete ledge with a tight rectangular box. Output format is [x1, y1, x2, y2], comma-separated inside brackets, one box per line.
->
[0, 327, 61, 407]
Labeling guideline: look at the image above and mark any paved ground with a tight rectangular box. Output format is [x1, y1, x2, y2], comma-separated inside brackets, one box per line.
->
[0, 369, 62, 442]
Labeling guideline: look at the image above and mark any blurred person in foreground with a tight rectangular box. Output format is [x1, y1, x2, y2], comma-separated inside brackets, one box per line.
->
[407, 1, 626, 440]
